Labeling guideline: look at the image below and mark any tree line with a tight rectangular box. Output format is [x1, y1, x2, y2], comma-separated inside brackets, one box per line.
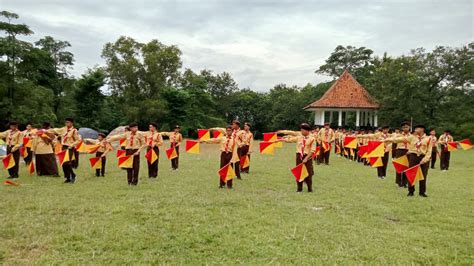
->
[1, 11, 473, 139]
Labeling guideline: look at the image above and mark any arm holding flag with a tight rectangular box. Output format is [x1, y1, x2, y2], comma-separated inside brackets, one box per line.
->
[107, 134, 126, 143]
[209, 127, 226, 134]
[276, 130, 301, 136]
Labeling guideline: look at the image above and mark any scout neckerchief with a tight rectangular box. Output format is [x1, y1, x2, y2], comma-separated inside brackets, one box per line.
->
[63, 127, 75, 144]
[148, 130, 155, 146]
[8, 129, 17, 146]
[300, 136, 307, 160]
[225, 136, 231, 153]
[130, 132, 135, 147]
[416, 134, 425, 152]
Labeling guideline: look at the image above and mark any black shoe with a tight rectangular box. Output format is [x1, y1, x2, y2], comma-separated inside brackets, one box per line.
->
[308, 190, 313, 193]
[407, 192, 414, 197]
[419, 193, 428, 197]
[70, 178, 76, 184]
[296, 190, 303, 193]
[7, 176, 14, 179]
[64, 179, 71, 183]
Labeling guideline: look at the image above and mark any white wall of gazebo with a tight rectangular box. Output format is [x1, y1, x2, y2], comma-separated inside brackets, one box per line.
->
[308, 108, 378, 127]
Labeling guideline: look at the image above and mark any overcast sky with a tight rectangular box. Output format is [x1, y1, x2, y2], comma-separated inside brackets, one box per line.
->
[1, 0, 472, 91]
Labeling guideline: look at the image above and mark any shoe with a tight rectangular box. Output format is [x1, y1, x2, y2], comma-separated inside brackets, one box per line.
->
[64, 179, 70, 183]
[296, 190, 303, 193]
[70, 178, 76, 184]
[407, 192, 414, 197]
[419, 193, 428, 197]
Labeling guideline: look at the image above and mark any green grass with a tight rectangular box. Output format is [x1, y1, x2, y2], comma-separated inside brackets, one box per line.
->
[1, 142, 473, 265]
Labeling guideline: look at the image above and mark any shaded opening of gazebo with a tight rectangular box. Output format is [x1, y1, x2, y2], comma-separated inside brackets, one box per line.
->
[304, 70, 380, 128]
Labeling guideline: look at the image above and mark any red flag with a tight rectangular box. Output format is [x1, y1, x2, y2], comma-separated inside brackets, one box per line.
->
[259, 141, 275, 155]
[311, 146, 321, 159]
[2, 154, 15, 169]
[166, 147, 178, 159]
[212, 130, 223, 139]
[263, 132, 277, 142]
[357, 145, 368, 158]
[458, 139, 472, 150]
[3, 180, 20, 186]
[367, 141, 384, 158]
[186, 140, 200, 154]
[240, 155, 250, 169]
[89, 157, 102, 169]
[446, 142, 458, 151]
[28, 162, 35, 175]
[197, 129, 211, 140]
[218, 163, 235, 182]
[291, 163, 309, 182]
[404, 164, 424, 186]
[145, 149, 158, 164]
[392, 155, 409, 173]
[116, 149, 126, 158]
[344, 136, 357, 149]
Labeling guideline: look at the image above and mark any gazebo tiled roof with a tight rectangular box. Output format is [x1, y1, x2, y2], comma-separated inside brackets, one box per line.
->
[304, 70, 379, 110]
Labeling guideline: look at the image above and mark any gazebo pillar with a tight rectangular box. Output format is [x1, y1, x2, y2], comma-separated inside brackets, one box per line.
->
[356, 110, 360, 127]
[374, 111, 378, 127]
[338, 110, 342, 126]
[320, 109, 325, 125]
[329, 111, 333, 124]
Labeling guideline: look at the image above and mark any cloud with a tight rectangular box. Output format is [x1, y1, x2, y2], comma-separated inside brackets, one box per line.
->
[2, 0, 472, 91]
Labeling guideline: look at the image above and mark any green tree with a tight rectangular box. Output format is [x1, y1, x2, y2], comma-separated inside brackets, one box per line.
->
[74, 68, 106, 129]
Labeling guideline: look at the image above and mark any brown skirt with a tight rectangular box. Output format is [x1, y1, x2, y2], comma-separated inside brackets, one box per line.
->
[36, 153, 59, 176]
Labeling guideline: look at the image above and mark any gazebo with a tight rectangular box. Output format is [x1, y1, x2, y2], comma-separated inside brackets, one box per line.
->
[304, 70, 379, 128]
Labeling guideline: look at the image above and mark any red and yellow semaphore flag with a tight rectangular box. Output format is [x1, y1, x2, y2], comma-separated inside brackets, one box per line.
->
[145, 149, 158, 164]
[75, 141, 87, 153]
[404, 164, 424, 186]
[2, 154, 16, 170]
[392, 155, 409, 173]
[291, 163, 309, 182]
[263, 132, 282, 148]
[218, 163, 235, 182]
[240, 155, 250, 169]
[23, 137, 32, 148]
[19, 147, 28, 158]
[357, 145, 368, 158]
[186, 140, 200, 154]
[367, 141, 385, 158]
[118, 155, 133, 168]
[89, 157, 102, 169]
[259, 141, 275, 155]
[344, 136, 357, 149]
[197, 129, 211, 141]
[213, 130, 223, 139]
[369, 157, 383, 168]
[457, 139, 473, 150]
[116, 149, 126, 158]
[446, 142, 458, 152]
[56, 150, 71, 166]
[3, 180, 20, 186]
[86, 144, 101, 154]
[166, 147, 178, 160]
[322, 142, 330, 153]
[119, 138, 127, 147]
[312, 146, 321, 159]
[28, 161, 35, 175]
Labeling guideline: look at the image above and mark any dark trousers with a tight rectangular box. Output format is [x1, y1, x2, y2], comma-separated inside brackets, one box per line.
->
[6, 146, 20, 178]
[430, 147, 437, 169]
[171, 146, 179, 169]
[147, 146, 159, 178]
[232, 150, 241, 179]
[395, 149, 408, 187]
[24, 147, 32, 165]
[95, 151, 106, 176]
[334, 141, 339, 155]
[220, 152, 233, 188]
[408, 153, 429, 194]
[343, 148, 349, 159]
[296, 153, 314, 192]
[35, 153, 58, 176]
[72, 149, 79, 169]
[377, 152, 389, 177]
[319, 148, 330, 165]
[238, 145, 250, 173]
[440, 146, 450, 170]
[61, 146, 76, 181]
[126, 149, 140, 185]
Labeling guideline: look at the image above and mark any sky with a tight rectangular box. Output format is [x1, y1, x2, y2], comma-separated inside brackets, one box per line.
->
[1, 0, 472, 91]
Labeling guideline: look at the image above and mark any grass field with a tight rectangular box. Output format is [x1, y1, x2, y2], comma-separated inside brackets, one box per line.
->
[1, 141, 473, 264]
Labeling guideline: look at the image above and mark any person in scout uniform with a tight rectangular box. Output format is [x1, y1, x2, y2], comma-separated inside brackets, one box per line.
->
[210, 121, 244, 180]
[279, 123, 317, 193]
[393, 122, 411, 187]
[49, 118, 81, 183]
[84, 133, 113, 177]
[317, 122, 335, 165]
[107, 123, 146, 185]
[438, 129, 454, 171]
[0, 121, 22, 178]
[161, 125, 183, 170]
[238, 122, 254, 174]
[385, 125, 432, 197]
[21, 121, 36, 165]
[32, 122, 59, 176]
[144, 123, 163, 178]
[428, 128, 438, 169]
[201, 125, 236, 189]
